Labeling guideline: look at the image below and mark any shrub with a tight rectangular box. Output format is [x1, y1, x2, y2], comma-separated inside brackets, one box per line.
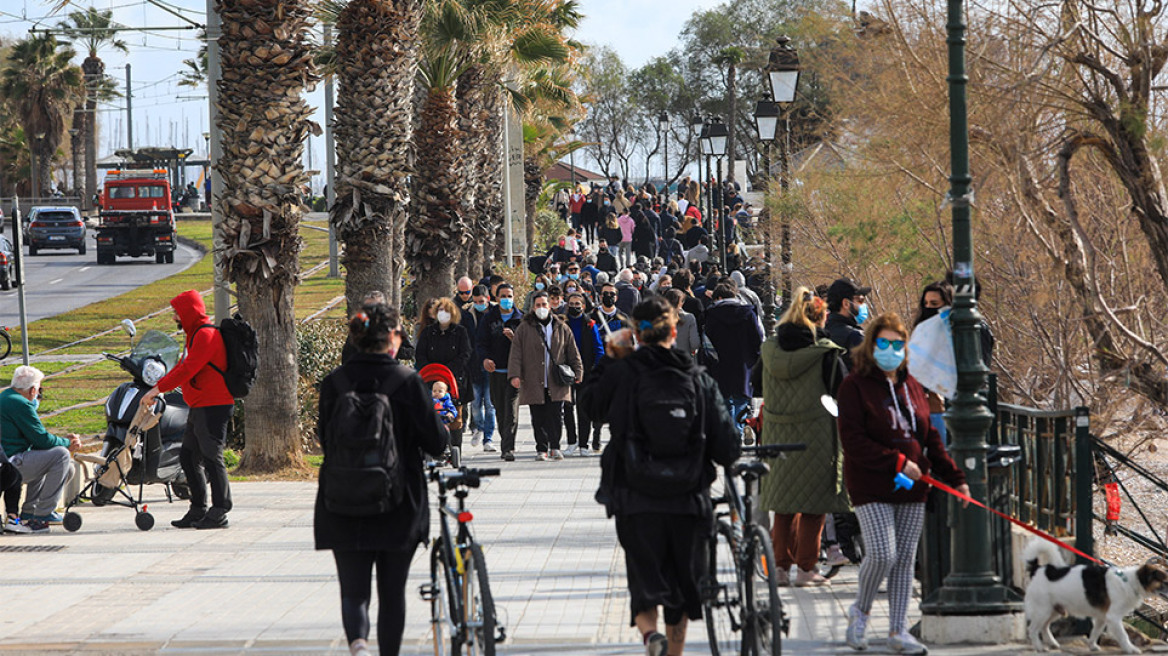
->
[297, 318, 346, 451]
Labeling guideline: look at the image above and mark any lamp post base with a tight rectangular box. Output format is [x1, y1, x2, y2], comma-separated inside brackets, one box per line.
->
[919, 609, 1025, 645]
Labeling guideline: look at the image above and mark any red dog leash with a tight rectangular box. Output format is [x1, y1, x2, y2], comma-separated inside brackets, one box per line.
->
[920, 473, 1106, 566]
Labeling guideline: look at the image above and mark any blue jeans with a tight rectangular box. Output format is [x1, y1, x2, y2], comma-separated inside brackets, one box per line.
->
[470, 378, 495, 442]
[725, 395, 751, 438]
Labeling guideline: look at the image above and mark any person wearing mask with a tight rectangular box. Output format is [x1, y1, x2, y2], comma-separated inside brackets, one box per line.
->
[415, 297, 474, 454]
[671, 269, 705, 331]
[614, 269, 641, 316]
[564, 262, 594, 296]
[561, 292, 605, 456]
[752, 288, 849, 588]
[460, 286, 497, 452]
[914, 281, 954, 444]
[632, 210, 657, 261]
[581, 297, 740, 656]
[617, 210, 636, 269]
[825, 278, 872, 369]
[581, 189, 601, 243]
[649, 273, 672, 297]
[593, 282, 632, 336]
[703, 283, 763, 437]
[838, 312, 968, 655]
[664, 289, 699, 357]
[595, 238, 619, 276]
[569, 186, 586, 233]
[507, 293, 584, 461]
[525, 275, 551, 311]
[476, 284, 524, 462]
[315, 302, 448, 656]
[140, 290, 235, 530]
[0, 366, 80, 529]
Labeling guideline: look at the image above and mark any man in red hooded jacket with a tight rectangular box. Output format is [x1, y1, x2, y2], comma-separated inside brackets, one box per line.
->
[140, 290, 234, 529]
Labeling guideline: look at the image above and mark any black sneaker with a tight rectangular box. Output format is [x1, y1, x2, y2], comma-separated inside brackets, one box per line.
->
[194, 509, 229, 530]
[502, 451, 515, 462]
[171, 509, 207, 529]
[645, 632, 668, 656]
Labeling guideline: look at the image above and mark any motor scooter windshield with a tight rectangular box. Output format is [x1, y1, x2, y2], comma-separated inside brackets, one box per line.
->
[131, 330, 181, 371]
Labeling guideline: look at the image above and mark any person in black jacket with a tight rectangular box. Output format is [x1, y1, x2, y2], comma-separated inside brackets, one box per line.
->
[580, 297, 740, 656]
[631, 210, 658, 261]
[475, 284, 523, 461]
[704, 283, 764, 436]
[824, 277, 872, 369]
[415, 296, 474, 451]
[562, 292, 605, 455]
[460, 286, 497, 452]
[595, 239, 619, 276]
[315, 302, 447, 656]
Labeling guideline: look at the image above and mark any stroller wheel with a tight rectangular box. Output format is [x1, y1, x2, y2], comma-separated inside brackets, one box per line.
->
[135, 511, 155, 531]
[449, 446, 461, 469]
[63, 512, 82, 532]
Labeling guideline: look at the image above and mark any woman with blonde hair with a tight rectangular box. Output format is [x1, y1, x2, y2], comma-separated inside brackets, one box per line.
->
[754, 287, 849, 587]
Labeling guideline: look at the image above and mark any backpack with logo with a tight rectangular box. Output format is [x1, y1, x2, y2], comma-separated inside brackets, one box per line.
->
[621, 359, 707, 497]
[320, 369, 406, 516]
[194, 313, 259, 398]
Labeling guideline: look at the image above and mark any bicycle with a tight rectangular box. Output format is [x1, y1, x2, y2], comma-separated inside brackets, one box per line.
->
[704, 442, 806, 656]
[0, 326, 11, 360]
[420, 464, 506, 655]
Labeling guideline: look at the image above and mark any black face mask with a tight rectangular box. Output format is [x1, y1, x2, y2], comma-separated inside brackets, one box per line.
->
[658, 285, 671, 294]
[598, 248, 608, 254]
[567, 307, 583, 317]
[919, 307, 940, 323]
[601, 293, 616, 307]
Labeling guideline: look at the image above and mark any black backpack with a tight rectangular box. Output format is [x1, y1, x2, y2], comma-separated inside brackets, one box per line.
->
[195, 314, 259, 398]
[320, 369, 406, 516]
[621, 359, 707, 497]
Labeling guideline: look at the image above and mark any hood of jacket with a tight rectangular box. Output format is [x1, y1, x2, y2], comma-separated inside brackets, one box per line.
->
[708, 297, 755, 322]
[630, 343, 696, 373]
[730, 270, 747, 288]
[171, 290, 210, 334]
[768, 324, 842, 381]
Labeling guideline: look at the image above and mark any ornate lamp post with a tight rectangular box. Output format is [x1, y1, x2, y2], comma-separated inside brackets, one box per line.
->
[919, 0, 1023, 640]
[699, 118, 713, 234]
[568, 129, 576, 191]
[690, 112, 704, 207]
[706, 117, 729, 268]
[658, 111, 669, 200]
[767, 36, 801, 312]
[753, 98, 779, 336]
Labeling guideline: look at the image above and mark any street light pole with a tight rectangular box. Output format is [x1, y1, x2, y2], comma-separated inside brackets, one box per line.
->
[753, 98, 779, 336]
[706, 116, 729, 268]
[779, 114, 791, 307]
[568, 130, 576, 190]
[919, 0, 1023, 638]
[766, 36, 801, 313]
[658, 111, 669, 201]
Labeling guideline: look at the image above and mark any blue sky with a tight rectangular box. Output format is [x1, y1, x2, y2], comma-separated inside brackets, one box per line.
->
[0, 0, 720, 189]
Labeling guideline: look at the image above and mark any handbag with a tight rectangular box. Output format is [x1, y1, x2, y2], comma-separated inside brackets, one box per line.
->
[696, 328, 719, 367]
[539, 327, 577, 387]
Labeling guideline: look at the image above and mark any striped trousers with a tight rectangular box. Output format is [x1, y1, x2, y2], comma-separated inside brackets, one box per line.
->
[853, 502, 926, 635]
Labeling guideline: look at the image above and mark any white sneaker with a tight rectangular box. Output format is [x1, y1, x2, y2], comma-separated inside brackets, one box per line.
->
[825, 544, 850, 567]
[483, 441, 497, 452]
[888, 631, 928, 655]
[536, 452, 550, 461]
[846, 604, 869, 651]
[349, 638, 373, 656]
[3, 517, 30, 534]
[550, 450, 565, 460]
[563, 444, 579, 456]
[470, 431, 482, 447]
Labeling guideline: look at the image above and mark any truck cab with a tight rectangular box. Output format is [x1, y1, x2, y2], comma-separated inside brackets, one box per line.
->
[96, 169, 178, 264]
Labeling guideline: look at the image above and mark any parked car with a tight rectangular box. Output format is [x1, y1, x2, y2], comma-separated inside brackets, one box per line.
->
[0, 236, 17, 290]
[27, 206, 86, 255]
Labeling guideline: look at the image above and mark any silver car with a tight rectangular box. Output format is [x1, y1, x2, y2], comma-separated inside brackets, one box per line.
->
[28, 206, 87, 255]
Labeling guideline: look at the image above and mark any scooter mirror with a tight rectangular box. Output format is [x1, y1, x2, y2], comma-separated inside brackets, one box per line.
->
[121, 319, 136, 338]
[821, 394, 839, 417]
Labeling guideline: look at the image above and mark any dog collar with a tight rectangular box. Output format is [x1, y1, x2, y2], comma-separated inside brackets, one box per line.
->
[1113, 568, 1129, 583]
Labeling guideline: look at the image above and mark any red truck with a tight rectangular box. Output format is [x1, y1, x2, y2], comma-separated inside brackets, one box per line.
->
[96, 169, 177, 264]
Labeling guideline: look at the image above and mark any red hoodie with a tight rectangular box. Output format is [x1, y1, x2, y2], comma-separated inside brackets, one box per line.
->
[155, 290, 233, 407]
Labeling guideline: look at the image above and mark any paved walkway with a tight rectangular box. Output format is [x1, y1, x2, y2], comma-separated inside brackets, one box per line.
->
[0, 416, 1033, 655]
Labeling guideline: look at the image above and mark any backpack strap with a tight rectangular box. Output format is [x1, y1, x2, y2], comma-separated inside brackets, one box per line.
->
[189, 323, 228, 379]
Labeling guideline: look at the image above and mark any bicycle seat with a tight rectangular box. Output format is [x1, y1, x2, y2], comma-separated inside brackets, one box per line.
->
[733, 461, 770, 478]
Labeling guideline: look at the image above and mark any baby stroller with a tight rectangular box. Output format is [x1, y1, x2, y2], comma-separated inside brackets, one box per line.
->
[64, 402, 173, 532]
[418, 363, 462, 468]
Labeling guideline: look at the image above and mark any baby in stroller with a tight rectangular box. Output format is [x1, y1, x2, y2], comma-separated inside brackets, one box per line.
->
[418, 364, 463, 467]
[430, 381, 458, 425]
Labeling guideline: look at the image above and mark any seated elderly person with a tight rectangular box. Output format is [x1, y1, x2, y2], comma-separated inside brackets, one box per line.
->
[0, 366, 80, 526]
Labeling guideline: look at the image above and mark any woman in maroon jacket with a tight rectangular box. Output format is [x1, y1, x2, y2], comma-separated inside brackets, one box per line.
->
[836, 312, 968, 655]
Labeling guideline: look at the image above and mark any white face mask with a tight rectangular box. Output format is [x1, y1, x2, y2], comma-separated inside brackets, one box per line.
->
[436, 310, 452, 325]
[535, 307, 550, 320]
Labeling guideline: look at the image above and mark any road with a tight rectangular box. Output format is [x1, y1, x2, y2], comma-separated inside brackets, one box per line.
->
[0, 228, 203, 327]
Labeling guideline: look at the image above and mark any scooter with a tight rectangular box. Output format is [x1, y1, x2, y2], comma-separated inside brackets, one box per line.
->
[91, 319, 190, 505]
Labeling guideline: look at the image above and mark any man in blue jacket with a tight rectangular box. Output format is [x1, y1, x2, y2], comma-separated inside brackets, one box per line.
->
[0, 366, 81, 527]
[476, 284, 523, 461]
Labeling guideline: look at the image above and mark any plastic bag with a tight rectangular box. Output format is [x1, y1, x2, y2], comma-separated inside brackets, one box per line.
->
[908, 308, 957, 399]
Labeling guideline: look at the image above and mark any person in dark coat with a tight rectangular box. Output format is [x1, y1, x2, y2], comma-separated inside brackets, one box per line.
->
[631, 210, 657, 261]
[703, 283, 763, 437]
[562, 291, 605, 454]
[824, 277, 871, 369]
[475, 284, 524, 461]
[415, 297, 474, 450]
[460, 286, 497, 452]
[580, 297, 740, 656]
[658, 227, 685, 267]
[595, 239, 619, 275]
[580, 190, 601, 243]
[614, 270, 641, 316]
[315, 302, 448, 656]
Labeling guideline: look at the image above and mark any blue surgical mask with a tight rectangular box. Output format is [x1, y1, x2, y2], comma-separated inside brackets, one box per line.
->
[32, 397, 40, 411]
[568, 273, 579, 280]
[854, 302, 870, 325]
[534, 282, 545, 291]
[874, 344, 906, 372]
[473, 302, 488, 313]
[499, 297, 514, 311]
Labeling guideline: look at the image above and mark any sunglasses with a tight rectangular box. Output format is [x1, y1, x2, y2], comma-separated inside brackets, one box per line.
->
[875, 337, 905, 351]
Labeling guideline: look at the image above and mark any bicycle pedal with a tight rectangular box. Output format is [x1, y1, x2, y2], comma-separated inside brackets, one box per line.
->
[781, 611, 791, 636]
[418, 583, 438, 601]
[496, 626, 507, 643]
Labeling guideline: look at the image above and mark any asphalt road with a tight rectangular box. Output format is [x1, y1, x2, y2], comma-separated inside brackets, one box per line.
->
[0, 228, 203, 328]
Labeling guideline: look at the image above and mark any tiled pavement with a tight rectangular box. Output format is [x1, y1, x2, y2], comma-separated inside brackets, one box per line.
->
[0, 415, 1033, 655]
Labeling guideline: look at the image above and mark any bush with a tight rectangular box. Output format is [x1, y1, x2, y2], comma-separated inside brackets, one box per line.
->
[297, 318, 346, 451]
[223, 448, 240, 469]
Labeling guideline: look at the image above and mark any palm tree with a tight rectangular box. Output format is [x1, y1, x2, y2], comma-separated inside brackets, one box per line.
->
[216, 0, 320, 472]
[58, 7, 127, 210]
[714, 46, 745, 183]
[0, 34, 83, 197]
[324, 0, 423, 313]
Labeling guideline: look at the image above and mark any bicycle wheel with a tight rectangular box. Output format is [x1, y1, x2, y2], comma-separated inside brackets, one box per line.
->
[0, 329, 11, 360]
[703, 520, 743, 656]
[462, 543, 497, 655]
[430, 538, 461, 655]
[746, 525, 784, 656]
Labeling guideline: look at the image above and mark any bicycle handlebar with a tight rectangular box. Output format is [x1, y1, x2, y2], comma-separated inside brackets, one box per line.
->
[741, 443, 807, 458]
[429, 465, 502, 489]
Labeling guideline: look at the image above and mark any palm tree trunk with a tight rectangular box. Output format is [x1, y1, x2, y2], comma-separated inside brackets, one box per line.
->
[409, 86, 464, 305]
[725, 62, 737, 183]
[82, 56, 103, 212]
[331, 0, 422, 315]
[70, 108, 83, 195]
[524, 157, 541, 256]
[215, 0, 318, 473]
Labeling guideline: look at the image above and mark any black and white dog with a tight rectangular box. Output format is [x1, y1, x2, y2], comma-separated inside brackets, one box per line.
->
[1024, 538, 1168, 653]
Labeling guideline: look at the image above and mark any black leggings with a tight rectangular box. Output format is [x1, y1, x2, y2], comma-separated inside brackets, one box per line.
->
[333, 547, 417, 655]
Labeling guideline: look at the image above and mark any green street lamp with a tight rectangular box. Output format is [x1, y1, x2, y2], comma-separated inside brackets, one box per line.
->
[766, 36, 800, 313]
[753, 98, 780, 337]
[919, 0, 1023, 637]
[658, 111, 669, 200]
[706, 117, 729, 268]
[691, 112, 704, 208]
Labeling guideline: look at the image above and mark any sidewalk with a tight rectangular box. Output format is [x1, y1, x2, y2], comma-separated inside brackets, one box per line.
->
[0, 415, 1029, 655]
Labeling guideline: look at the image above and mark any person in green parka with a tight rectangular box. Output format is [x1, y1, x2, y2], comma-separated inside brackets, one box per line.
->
[751, 287, 850, 587]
